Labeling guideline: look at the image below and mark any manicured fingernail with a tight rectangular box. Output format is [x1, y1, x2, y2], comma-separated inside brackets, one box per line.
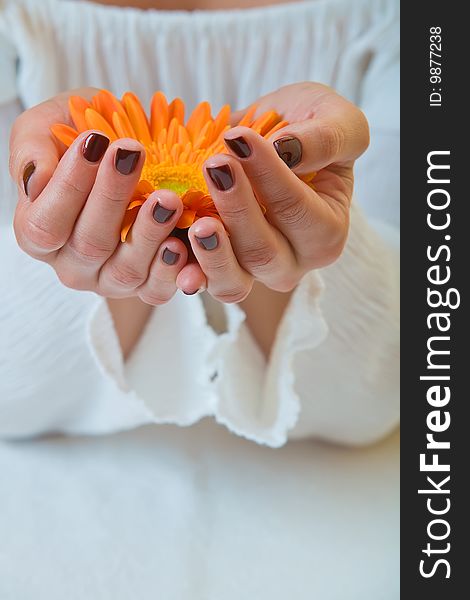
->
[206, 165, 234, 191]
[183, 286, 206, 296]
[224, 136, 251, 158]
[82, 132, 109, 163]
[195, 233, 219, 251]
[22, 161, 36, 196]
[153, 202, 176, 224]
[162, 247, 180, 266]
[273, 136, 302, 168]
[115, 149, 141, 175]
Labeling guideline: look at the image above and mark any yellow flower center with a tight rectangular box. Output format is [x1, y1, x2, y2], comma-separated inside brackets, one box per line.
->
[141, 162, 208, 196]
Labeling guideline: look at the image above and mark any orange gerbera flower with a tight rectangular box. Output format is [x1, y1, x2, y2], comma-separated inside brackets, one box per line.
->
[51, 89, 291, 242]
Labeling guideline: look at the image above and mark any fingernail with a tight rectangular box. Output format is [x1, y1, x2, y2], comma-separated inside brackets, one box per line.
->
[206, 165, 234, 191]
[162, 247, 180, 266]
[22, 161, 36, 197]
[183, 286, 206, 296]
[115, 149, 141, 175]
[195, 233, 218, 251]
[273, 136, 302, 168]
[153, 202, 176, 224]
[224, 136, 251, 158]
[82, 132, 110, 163]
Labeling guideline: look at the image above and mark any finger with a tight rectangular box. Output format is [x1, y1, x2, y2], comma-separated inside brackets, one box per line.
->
[188, 217, 252, 304]
[224, 127, 343, 261]
[175, 262, 207, 296]
[137, 237, 188, 306]
[14, 130, 110, 259]
[269, 102, 369, 173]
[98, 190, 184, 295]
[60, 138, 145, 272]
[9, 89, 98, 201]
[203, 154, 298, 289]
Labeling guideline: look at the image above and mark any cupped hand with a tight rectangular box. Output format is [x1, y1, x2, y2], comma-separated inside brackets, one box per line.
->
[9, 90, 204, 305]
[178, 82, 369, 302]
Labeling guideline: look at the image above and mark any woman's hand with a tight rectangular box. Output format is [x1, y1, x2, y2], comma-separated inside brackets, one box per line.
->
[9, 89, 203, 305]
[178, 82, 370, 302]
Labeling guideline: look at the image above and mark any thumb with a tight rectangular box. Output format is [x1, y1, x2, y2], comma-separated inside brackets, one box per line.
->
[9, 88, 98, 201]
[269, 109, 370, 175]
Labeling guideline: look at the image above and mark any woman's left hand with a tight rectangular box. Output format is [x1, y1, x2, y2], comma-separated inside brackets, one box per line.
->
[176, 82, 369, 301]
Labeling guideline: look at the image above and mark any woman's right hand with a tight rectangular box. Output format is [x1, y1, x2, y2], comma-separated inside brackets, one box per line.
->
[9, 89, 205, 303]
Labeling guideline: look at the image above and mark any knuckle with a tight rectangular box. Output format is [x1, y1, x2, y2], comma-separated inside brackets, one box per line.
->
[246, 166, 275, 189]
[138, 289, 172, 306]
[106, 261, 146, 289]
[269, 275, 300, 293]
[56, 269, 89, 291]
[68, 234, 114, 263]
[97, 186, 130, 205]
[23, 216, 64, 251]
[321, 233, 348, 265]
[317, 124, 345, 162]
[274, 195, 312, 229]
[204, 253, 233, 272]
[239, 241, 278, 272]
[213, 284, 251, 304]
[218, 199, 251, 221]
[57, 176, 90, 197]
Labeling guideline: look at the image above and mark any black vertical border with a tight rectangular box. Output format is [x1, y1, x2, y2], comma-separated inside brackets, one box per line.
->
[401, 2, 468, 598]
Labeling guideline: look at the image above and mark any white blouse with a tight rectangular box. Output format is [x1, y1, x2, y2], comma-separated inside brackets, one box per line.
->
[0, 0, 400, 447]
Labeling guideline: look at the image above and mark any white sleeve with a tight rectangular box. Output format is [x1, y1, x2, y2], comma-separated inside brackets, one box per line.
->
[211, 202, 399, 448]
[211, 15, 400, 447]
[269, 204, 399, 446]
[0, 54, 155, 438]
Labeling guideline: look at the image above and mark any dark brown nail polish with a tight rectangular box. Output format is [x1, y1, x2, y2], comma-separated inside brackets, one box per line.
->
[115, 149, 141, 175]
[82, 133, 109, 163]
[273, 136, 302, 168]
[207, 165, 234, 191]
[195, 233, 218, 251]
[162, 247, 180, 266]
[183, 289, 200, 296]
[22, 162, 36, 197]
[224, 136, 252, 158]
[153, 202, 176, 224]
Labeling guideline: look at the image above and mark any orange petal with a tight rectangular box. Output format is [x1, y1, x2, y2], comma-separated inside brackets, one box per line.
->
[167, 117, 179, 148]
[127, 198, 146, 210]
[186, 101, 211, 142]
[170, 142, 182, 163]
[193, 120, 213, 150]
[84, 108, 117, 140]
[237, 104, 258, 127]
[112, 111, 136, 139]
[51, 124, 79, 147]
[251, 110, 280, 136]
[168, 97, 185, 125]
[150, 91, 169, 139]
[136, 180, 154, 195]
[122, 92, 152, 146]
[211, 104, 231, 141]
[69, 96, 91, 132]
[198, 209, 222, 221]
[157, 128, 168, 147]
[176, 209, 197, 229]
[181, 189, 206, 210]
[263, 119, 289, 138]
[177, 124, 190, 147]
[92, 90, 125, 124]
[120, 201, 144, 242]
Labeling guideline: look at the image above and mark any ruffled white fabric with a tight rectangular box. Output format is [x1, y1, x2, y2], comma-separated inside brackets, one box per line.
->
[0, 0, 399, 446]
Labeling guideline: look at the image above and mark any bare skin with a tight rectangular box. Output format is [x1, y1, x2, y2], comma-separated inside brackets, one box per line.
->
[93, 0, 300, 10]
[10, 2, 369, 360]
[88, 0, 304, 359]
